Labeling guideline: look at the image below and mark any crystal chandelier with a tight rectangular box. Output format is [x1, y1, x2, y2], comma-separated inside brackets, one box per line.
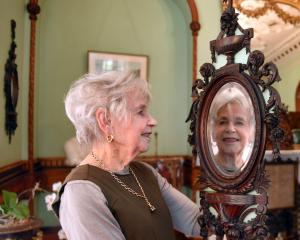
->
[224, 0, 300, 25]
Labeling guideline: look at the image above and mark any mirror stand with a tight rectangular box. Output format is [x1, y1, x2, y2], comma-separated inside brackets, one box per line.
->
[187, 2, 284, 239]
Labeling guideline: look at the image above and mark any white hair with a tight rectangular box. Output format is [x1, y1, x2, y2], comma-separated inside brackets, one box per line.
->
[64, 70, 150, 145]
[209, 83, 254, 124]
[208, 83, 256, 163]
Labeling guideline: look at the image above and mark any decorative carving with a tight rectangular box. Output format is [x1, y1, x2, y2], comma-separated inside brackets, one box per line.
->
[4, 20, 19, 143]
[189, 21, 201, 36]
[243, 50, 283, 161]
[210, 3, 253, 65]
[187, 0, 201, 81]
[186, 63, 215, 154]
[220, 6, 239, 36]
[27, 1, 41, 21]
[187, 2, 284, 239]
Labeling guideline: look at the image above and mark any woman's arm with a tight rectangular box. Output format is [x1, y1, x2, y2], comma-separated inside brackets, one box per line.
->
[60, 180, 126, 240]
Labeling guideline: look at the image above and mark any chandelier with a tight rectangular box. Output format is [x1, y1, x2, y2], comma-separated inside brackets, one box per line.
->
[224, 0, 300, 25]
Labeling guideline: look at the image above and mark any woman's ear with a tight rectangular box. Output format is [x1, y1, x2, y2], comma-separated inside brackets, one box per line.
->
[95, 108, 110, 134]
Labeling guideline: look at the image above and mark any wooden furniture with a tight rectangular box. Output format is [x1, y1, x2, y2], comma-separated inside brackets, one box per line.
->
[265, 150, 300, 239]
[186, 1, 284, 238]
[0, 217, 42, 240]
[266, 162, 297, 209]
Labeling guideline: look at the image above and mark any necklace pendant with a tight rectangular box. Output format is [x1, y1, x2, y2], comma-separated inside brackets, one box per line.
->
[149, 204, 156, 212]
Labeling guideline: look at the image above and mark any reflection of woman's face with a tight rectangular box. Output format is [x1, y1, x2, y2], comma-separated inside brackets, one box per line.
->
[214, 101, 250, 158]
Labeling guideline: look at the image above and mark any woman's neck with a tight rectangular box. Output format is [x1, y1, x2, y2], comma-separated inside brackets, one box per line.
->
[217, 153, 244, 171]
[85, 142, 135, 172]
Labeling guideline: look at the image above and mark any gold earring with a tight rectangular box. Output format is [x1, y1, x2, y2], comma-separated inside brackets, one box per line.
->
[106, 135, 114, 143]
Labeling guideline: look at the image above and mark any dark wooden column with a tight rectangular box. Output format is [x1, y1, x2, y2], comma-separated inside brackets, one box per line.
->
[26, 0, 40, 179]
[296, 81, 300, 111]
[187, 0, 201, 82]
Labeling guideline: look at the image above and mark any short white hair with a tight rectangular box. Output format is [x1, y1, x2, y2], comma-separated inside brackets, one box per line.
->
[207, 83, 256, 147]
[210, 83, 254, 124]
[64, 70, 150, 145]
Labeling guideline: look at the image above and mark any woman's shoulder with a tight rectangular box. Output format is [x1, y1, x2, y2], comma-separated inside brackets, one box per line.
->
[65, 164, 105, 182]
[130, 161, 156, 173]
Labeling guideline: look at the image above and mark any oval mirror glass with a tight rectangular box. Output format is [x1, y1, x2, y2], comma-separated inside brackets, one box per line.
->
[207, 82, 255, 176]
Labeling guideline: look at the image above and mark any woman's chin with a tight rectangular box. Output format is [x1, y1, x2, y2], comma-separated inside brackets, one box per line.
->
[139, 146, 149, 154]
[129, 146, 149, 159]
[138, 144, 150, 154]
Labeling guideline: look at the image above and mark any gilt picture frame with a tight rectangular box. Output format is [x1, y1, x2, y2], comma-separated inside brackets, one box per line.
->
[88, 51, 148, 81]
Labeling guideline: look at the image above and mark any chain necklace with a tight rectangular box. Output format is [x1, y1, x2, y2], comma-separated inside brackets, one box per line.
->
[90, 152, 156, 212]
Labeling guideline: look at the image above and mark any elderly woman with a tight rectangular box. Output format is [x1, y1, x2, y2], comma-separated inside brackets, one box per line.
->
[53, 71, 200, 240]
[208, 84, 255, 174]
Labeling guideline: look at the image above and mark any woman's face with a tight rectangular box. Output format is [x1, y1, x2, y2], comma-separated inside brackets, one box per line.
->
[214, 101, 251, 157]
[111, 91, 157, 158]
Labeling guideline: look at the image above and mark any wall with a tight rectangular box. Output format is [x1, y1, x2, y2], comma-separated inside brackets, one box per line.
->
[0, 0, 223, 166]
[196, 0, 222, 72]
[0, 0, 27, 167]
[274, 57, 300, 111]
[36, 0, 192, 157]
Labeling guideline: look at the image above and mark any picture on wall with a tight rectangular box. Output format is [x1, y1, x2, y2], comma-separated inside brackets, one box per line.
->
[88, 51, 148, 81]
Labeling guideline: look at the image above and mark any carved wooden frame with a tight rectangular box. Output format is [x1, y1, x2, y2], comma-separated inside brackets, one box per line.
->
[4, 20, 19, 143]
[187, 1, 283, 239]
[195, 66, 266, 191]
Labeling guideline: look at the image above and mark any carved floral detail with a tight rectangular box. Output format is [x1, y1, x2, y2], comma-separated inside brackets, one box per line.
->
[245, 51, 283, 162]
[221, 7, 239, 36]
[186, 63, 215, 153]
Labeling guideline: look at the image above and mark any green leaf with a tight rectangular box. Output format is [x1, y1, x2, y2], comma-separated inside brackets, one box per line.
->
[0, 205, 5, 215]
[18, 200, 29, 208]
[1, 191, 30, 220]
[9, 209, 21, 219]
[0, 205, 9, 213]
[18, 200, 29, 218]
[2, 190, 17, 208]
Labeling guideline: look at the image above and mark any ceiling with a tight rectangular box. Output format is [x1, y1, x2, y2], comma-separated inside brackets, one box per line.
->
[235, 1, 300, 66]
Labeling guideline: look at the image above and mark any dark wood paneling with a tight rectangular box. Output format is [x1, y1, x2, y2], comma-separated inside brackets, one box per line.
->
[0, 161, 29, 202]
[296, 81, 300, 112]
[0, 155, 193, 198]
[35, 168, 72, 191]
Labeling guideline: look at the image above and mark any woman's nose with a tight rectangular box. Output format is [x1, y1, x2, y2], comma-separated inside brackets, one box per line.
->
[226, 122, 236, 132]
[148, 114, 158, 127]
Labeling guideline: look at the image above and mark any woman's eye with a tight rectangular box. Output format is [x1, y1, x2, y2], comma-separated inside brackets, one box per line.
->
[138, 110, 145, 116]
[235, 120, 245, 126]
[217, 120, 227, 125]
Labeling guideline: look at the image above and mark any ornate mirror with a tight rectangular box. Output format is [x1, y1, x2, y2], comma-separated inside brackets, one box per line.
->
[207, 82, 255, 177]
[187, 1, 284, 239]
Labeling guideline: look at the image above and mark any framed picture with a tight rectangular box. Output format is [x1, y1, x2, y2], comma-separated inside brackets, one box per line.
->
[88, 51, 148, 80]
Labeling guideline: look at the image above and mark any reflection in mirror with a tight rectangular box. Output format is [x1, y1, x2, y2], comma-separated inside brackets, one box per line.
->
[207, 82, 255, 175]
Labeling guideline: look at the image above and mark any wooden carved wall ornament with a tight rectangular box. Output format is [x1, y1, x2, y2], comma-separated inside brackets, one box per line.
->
[186, 1, 283, 239]
[4, 20, 19, 143]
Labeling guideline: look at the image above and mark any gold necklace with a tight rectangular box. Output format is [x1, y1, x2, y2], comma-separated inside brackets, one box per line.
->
[90, 152, 156, 212]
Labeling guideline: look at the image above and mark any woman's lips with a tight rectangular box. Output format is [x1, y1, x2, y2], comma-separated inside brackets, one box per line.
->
[222, 137, 239, 143]
[142, 132, 152, 138]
